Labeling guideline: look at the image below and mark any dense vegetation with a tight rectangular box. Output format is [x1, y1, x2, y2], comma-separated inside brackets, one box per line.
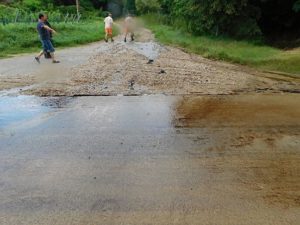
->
[138, 0, 300, 44]
[1, 1, 299, 42]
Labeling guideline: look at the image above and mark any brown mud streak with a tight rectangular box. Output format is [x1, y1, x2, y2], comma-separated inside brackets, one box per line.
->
[174, 95, 300, 208]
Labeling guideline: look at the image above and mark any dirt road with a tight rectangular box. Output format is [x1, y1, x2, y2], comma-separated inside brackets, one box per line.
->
[0, 28, 299, 225]
[0, 28, 299, 96]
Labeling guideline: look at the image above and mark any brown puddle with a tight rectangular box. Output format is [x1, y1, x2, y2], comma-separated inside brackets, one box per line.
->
[174, 94, 300, 128]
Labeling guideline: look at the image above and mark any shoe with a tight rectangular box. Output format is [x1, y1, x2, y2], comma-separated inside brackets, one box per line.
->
[124, 38, 127, 42]
[35, 57, 40, 64]
[111, 39, 114, 42]
[105, 39, 108, 43]
[52, 60, 60, 64]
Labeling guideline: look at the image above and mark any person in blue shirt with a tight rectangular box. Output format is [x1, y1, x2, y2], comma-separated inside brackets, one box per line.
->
[35, 13, 60, 64]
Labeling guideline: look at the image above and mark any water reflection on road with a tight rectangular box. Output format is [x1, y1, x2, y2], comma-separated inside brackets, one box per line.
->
[0, 94, 299, 225]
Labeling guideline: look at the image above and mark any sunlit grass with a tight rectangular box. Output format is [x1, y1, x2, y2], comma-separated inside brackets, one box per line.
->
[0, 20, 108, 57]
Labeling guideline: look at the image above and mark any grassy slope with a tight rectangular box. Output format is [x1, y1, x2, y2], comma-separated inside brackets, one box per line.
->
[142, 15, 300, 76]
[0, 20, 107, 57]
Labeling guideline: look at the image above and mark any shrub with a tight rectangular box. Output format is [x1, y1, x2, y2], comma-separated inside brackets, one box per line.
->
[136, 0, 160, 14]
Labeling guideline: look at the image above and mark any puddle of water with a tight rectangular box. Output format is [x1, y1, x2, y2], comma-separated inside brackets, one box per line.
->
[1, 93, 300, 130]
[0, 95, 46, 128]
[0, 96, 72, 129]
[0, 93, 299, 221]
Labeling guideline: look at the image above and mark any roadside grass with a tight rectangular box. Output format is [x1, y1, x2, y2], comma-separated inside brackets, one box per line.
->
[0, 20, 110, 58]
[142, 14, 300, 76]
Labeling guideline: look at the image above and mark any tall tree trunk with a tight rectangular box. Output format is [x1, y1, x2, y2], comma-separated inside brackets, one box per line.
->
[76, 0, 80, 17]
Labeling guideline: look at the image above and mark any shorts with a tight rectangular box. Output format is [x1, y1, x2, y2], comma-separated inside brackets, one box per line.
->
[125, 26, 133, 34]
[105, 28, 113, 35]
[41, 39, 55, 53]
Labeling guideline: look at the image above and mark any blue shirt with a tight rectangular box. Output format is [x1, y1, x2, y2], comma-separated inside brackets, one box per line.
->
[37, 21, 50, 40]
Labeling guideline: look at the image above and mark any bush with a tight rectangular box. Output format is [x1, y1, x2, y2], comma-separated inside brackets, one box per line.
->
[158, 0, 262, 39]
[136, 0, 160, 14]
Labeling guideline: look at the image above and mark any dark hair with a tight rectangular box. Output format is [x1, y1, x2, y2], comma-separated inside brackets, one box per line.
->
[38, 13, 44, 19]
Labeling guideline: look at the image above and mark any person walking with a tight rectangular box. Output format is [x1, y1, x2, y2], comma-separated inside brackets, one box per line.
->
[35, 13, 60, 64]
[124, 14, 135, 42]
[104, 13, 114, 42]
[44, 14, 53, 59]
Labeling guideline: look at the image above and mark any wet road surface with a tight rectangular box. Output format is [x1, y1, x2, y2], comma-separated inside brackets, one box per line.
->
[0, 94, 299, 225]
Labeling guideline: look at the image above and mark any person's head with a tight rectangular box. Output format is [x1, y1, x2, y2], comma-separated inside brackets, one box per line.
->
[108, 13, 112, 17]
[38, 13, 45, 21]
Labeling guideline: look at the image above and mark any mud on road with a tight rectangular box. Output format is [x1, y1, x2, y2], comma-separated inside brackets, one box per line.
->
[0, 94, 300, 225]
[0, 28, 299, 96]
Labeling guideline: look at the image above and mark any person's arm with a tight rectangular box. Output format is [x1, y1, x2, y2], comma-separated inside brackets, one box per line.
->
[44, 25, 56, 33]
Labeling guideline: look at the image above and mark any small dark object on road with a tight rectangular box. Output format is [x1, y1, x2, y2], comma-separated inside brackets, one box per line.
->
[129, 79, 135, 86]
[129, 80, 135, 90]
[147, 59, 154, 64]
[159, 69, 166, 74]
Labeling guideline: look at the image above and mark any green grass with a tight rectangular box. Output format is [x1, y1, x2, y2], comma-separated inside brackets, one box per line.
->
[142, 14, 300, 76]
[0, 20, 110, 58]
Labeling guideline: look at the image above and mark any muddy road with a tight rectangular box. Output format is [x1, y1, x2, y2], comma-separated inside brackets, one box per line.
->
[0, 94, 300, 225]
[0, 28, 300, 225]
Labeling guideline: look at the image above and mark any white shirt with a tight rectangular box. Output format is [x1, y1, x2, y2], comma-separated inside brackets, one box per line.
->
[104, 16, 113, 29]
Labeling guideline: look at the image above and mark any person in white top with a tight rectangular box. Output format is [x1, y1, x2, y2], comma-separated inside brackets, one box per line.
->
[104, 13, 114, 42]
[124, 14, 135, 42]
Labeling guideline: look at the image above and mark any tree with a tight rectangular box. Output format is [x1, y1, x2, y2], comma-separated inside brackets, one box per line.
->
[76, 0, 79, 16]
[125, 0, 136, 14]
[136, 0, 159, 14]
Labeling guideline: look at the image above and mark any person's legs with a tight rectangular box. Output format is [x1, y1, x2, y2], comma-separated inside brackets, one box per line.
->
[105, 29, 109, 42]
[109, 28, 114, 42]
[130, 32, 135, 41]
[124, 27, 128, 42]
[44, 40, 59, 63]
[48, 41, 59, 63]
[35, 40, 46, 63]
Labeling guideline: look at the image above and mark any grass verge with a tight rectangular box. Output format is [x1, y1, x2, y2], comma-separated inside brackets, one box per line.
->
[0, 20, 112, 58]
[142, 14, 300, 76]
